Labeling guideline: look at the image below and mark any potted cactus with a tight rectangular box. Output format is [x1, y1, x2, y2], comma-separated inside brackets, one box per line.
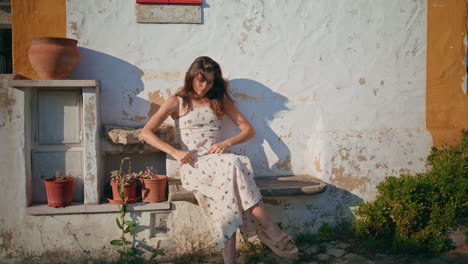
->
[139, 166, 167, 203]
[108, 157, 139, 204]
[43, 171, 74, 208]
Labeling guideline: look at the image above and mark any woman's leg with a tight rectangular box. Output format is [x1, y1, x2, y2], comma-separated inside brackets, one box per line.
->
[250, 203, 284, 241]
[222, 231, 237, 264]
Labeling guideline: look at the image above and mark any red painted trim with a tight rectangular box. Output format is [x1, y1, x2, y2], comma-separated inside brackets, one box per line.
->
[136, 0, 202, 4]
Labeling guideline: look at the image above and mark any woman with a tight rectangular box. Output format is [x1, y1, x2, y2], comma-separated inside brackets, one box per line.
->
[140, 56, 298, 263]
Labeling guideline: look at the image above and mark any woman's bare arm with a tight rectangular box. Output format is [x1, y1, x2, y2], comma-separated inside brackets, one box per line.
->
[208, 101, 256, 154]
[140, 96, 195, 164]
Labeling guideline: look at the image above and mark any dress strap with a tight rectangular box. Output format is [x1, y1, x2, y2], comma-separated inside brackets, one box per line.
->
[176, 96, 183, 111]
[176, 96, 188, 117]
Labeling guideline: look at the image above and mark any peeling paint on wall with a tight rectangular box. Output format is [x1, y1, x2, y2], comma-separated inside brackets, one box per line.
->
[69, 21, 79, 38]
[307, 129, 432, 200]
[0, 77, 16, 128]
[330, 167, 371, 192]
[0, 229, 13, 252]
[122, 110, 146, 122]
[147, 90, 167, 118]
[274, 154, 291, 172]
[141, 70, 186, 81]
[233, 92, 261, 102]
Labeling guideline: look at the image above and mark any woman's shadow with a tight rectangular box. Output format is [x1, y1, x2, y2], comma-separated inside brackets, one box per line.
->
[222, 78, 292, 177]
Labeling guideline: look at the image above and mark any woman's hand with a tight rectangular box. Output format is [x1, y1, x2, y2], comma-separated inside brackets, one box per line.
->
[173, 150, 195, 165]
[208, 141, 232, 154]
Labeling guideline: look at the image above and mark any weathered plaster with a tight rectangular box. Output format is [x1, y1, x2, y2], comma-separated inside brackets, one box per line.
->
[0, 76, 16, 128]
[306, 128, 432, 201]
[147, 90, 166, 117]
[83, 87, 101, 204]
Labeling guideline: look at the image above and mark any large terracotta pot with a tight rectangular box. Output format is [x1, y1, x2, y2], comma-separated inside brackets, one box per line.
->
[28, 37, 79, 80]
[110, 180, 138, 204]
[43, 177, 74, 208]
[141, 175, 168, 203]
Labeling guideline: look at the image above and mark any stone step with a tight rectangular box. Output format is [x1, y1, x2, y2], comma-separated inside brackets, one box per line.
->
[168, 175, 327, 203]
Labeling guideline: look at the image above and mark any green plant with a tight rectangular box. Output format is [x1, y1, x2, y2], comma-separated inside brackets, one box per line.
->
[110, 158, 139, 184]
[51, 170, 73, 182]
[276, 221, 284, 230]
[110, 157, 147, 264]
[111, 158, 136, 261]
[316, 243, 326, 253]
[138, 166, 159, 179]
[353, 130, 468, 253]
[295, 232, 318, 247]
[150, 240, 165, 263]
[240, 241, 268, 264]
[318, 222, 334, 241]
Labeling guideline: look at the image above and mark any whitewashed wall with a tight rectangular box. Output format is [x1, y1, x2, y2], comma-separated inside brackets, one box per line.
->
[0, 0, 434, 262]
[66, 0, 432, 197]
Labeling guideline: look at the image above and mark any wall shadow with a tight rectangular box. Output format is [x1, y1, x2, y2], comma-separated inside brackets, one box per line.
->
[71, 47, 148, 126]
[224, 78, 292, 176]
[70, 48, 169, 203]
[262, 184, 363, 238]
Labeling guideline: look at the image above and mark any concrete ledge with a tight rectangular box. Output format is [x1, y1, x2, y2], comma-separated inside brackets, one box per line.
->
[168, 175, 327, 203]
[10, 79, 100, 88]
[26, 201, 171, 215]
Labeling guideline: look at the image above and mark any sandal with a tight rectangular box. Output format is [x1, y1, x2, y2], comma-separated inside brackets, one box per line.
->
[257, 229, 299, 259]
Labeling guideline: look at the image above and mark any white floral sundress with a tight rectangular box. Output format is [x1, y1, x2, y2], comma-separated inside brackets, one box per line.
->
[175, 96, 263, 250]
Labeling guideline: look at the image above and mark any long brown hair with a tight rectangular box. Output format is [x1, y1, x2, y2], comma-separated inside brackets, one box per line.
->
[175, 56, 234, 118]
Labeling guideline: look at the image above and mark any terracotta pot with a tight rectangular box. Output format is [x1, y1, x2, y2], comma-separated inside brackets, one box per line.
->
[110, 180, 138, 204]
[43, 177, 74, 208]
[141, 175, 167, 203]
[28, 37, 79, 80]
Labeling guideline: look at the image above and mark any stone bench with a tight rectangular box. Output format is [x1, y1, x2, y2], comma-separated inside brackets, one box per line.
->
[104, 125, 327, 203]
[168, 175, 327, 203]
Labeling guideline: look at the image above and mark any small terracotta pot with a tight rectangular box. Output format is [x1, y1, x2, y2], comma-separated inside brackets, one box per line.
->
[141, 175, 167, 203]
[110, 180, 138, 204]
[43, 177, 74, 208]
[28, 37, 79, 80]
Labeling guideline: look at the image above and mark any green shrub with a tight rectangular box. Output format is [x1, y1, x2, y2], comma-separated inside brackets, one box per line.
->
[318, 222, 335, 241]
[353, 130, 468, 253]
[295, 232, 318, 247]
[316, 243, 327, 253]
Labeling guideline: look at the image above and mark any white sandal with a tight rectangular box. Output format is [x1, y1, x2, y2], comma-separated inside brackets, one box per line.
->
[257, 229, 299, 259]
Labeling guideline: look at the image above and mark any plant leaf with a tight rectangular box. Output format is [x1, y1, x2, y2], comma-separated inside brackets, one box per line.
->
[124, 225, 136, 233]
[126, 248, 136, 256]
[110, 239, 124, 246]
[116, 218, 123, 229]
[124, 220, 136, 226]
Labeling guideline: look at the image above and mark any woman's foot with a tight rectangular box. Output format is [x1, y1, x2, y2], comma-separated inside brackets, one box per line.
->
[262, 223, 286, 241]
[257, 228, 299, 259]
[249, 203, 299, 258]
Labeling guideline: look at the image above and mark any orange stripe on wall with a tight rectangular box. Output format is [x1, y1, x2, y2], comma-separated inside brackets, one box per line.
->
[427, 0, 468, 147]
[11, 0, 66, 79]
